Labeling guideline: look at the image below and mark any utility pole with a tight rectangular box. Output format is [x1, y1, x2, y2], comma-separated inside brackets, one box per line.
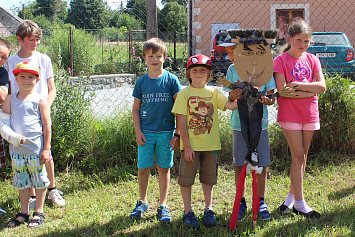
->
[22, 4, 25, 19]
[146, 0, 158, 39]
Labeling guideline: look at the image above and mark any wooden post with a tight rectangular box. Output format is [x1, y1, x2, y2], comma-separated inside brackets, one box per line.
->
[146, 0, 158, 40]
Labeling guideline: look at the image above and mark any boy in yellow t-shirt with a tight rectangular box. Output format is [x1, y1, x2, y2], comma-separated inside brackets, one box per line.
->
[172, 54, 238, 228]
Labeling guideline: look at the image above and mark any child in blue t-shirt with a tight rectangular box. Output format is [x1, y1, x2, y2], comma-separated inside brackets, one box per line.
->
[130, 38, 181, 223]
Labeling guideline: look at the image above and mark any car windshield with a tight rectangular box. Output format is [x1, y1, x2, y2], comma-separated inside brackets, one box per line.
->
[216, 33, 228, 45]
[311, 34, 348, 46]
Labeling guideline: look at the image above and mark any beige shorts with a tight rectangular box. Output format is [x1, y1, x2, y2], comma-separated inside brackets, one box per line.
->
[178, 151, 218, 186]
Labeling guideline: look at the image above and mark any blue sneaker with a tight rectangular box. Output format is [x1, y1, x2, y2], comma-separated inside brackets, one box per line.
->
[157, 205, 171, 223]
[183, 211, 200, 228]
[130, 200, 149, 219]
[259, 200, 271, 220]
[238, 201, 247, 221]
[203, 208, 217, 227]
[0, 207, 6, 214]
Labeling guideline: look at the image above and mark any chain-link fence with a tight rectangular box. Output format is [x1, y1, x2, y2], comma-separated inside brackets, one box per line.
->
[0, 0, 354, 122]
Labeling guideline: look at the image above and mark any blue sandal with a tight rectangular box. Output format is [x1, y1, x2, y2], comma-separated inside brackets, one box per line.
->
[28, 212, 45, 228]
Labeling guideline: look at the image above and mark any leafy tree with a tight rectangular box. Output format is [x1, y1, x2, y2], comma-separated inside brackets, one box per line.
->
[66, 0, 110, 29]
[130, 0, 147, 28]
[33, 0, 68, 21]
[158, 2, 187, 32]
[110, 12, 143, 30]
[18, 1, 37, 19]
[161, 0, 187, 7]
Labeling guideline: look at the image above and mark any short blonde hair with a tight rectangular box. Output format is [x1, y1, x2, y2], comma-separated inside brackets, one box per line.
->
[142, 38, 167, 59]
[16, 20, 42, 40]
[185, 67, 212, 84]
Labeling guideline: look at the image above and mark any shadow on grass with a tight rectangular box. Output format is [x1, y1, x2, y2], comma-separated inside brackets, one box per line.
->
[328, 185, 355, 200]
[0, 198, 21, 232]
[34, 210, 275, 237]
[35, 214, 218, 237]
[265, 203, 355, 236]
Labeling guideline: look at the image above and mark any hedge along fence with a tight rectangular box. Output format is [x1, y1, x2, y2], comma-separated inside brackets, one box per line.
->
[0, 73, 352, 177]
[44, 73, 354, 174]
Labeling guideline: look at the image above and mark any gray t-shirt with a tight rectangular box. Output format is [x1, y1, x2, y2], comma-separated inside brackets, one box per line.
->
[10, 92, 43, 155]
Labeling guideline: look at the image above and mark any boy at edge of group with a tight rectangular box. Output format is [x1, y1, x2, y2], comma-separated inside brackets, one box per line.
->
[0, 38, 12, 215]
[4, 20, 65, 209]
[218, 36, 276, 221]
[172, 54, 238, 228]
[4, 60, 51, 228]
[130, 38, 181, 223]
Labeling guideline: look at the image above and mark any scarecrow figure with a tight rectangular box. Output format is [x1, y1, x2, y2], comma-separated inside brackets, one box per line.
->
[215, 29, 296, 230]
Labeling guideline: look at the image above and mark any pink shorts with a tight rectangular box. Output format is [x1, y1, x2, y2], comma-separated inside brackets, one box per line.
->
[279, 122, 320, 131]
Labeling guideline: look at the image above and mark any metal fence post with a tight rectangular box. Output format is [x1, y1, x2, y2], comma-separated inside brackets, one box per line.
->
[129, 29, 133, 73]
[173, 31, 177, 71]
[69, 26, 73, 76]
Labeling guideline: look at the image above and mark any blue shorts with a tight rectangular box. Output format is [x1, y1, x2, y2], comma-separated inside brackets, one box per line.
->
[11, 152, 50, 190]
[137, 131, 174, 169]
[232, 129, 271, 167]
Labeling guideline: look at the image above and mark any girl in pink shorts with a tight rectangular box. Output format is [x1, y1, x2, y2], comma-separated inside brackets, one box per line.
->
[273, 20, 326, 218]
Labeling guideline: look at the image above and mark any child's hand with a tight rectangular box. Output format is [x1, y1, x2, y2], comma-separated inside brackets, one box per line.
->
[229, 88, 243, 101]
[40, 149, 50, 164]
[184, 146, 195, 162]
[170, 136, 180, 150]
[259, 96, 274, 105]
[135, 131, 146, 146]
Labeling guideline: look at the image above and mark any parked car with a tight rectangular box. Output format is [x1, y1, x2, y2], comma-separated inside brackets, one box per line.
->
[211, 31, 233, 79]
[307, 32, 355, 79]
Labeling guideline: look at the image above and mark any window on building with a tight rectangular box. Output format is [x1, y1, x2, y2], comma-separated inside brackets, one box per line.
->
[276, 9, 304, 40]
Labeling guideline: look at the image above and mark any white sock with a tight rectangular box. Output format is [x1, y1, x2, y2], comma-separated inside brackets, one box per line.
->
[294, 199, 313, 213]
[283, 193, 295, 209]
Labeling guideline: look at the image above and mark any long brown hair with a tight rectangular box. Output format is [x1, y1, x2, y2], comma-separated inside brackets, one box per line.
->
[283, 20, 312, 52]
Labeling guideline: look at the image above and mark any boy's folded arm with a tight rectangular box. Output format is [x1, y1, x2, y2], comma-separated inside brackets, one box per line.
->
[0, 95, 25, 147]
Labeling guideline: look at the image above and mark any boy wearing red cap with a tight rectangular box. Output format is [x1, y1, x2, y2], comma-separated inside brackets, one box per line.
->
[3, 61, 51, 228]
[172, 54, 238, 228]
[4, 20, 65, 210]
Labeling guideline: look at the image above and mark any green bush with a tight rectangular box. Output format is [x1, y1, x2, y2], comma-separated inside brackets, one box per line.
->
[312, 74, 355, 153]
[51, 74, 95, 171]
[218, 111, 233, 165]
[81, 111, 137, 172]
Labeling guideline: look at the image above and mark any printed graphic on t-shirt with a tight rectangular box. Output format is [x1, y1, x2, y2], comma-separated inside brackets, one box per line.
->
[188, 96, 214, 135]
[142, 92, 170, 103]
[291, 62, 311, 82]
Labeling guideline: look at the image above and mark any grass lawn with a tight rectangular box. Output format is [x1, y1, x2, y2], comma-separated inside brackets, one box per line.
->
[0, 156, 353, 236]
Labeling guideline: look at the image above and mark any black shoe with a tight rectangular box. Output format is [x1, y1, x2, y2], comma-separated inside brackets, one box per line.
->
[292, 207, 321, 219]
[277, 204, 291, 215]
